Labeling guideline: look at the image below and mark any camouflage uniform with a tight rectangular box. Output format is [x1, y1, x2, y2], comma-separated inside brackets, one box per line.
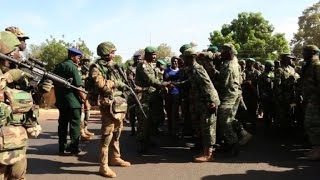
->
[216, 44, 243, 152]
[89, 42, 130, 178]
[0, 31, 41, 179]
[242, 59, 260, 132]
[301, 45, 320, 160]
[258, 60, 275, 132]
[135, 46, 167, 152]
[273, 54, 300, 129]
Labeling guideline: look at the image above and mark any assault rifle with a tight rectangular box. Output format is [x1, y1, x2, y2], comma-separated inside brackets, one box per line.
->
[113, 64, 147, 119]
[0, 53, 87, 94]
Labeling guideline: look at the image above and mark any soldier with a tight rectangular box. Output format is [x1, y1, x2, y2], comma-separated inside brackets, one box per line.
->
[258, 60, 275, 133]
[5, 26, 29, 51]
[300, 45, 320, 160]
[0, 31, 41, 179]
[53, 48, 87, 155]
[126, 54, 142, 136]
[273, 53, 300, 131]
[243, 58, 261, 133]
[79, 58, 94, 141]
[216, 44, 251, 155]
[182, 48, 220, 162]
[88, 41, 130, 178]
[135, 46, 171, 153]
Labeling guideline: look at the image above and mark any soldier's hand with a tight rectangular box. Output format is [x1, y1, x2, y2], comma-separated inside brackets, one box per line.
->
[134, 86, 143, 93]
[161, 81, 171, 87]
[208, 102, 216, 109]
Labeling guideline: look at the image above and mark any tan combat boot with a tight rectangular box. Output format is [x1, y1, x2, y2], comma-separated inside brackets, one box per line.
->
[84, 127, 95, 137]
[109, 158, 131, 167]
[239, 129, 253, 145]
[193, 147, 214, 162]
[80, 128, 92, 141]
[99, 167, 117, 178]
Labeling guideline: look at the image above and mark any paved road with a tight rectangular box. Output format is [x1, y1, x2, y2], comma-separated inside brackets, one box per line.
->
[26, 109, 319, 180]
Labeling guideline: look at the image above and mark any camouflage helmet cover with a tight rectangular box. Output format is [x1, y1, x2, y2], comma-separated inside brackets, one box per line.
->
[5, 26, 29, 39]
[0, 31, 21, 54]
[97, 41, 116, 56]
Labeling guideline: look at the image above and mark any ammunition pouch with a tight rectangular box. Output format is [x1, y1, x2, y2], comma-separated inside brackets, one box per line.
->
[5, 88, 33, 114]
[0, 125, 28, 151]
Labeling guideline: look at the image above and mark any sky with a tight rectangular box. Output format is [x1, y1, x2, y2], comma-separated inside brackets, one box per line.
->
[0, 0, 319, 60]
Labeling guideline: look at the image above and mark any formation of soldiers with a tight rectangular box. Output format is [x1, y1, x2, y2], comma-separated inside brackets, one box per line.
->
[0, 25, 320, 179]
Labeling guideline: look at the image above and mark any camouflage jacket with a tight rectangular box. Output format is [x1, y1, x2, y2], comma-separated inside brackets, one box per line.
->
[274, 65, 300, 101]
[135, 60, 162, 90]
[301, 58, 320, 105]
[89, 60, 127, 99]
[188, 62, 220, 106]
[258, 71, 274, 101]
[216, 57, 242, 105]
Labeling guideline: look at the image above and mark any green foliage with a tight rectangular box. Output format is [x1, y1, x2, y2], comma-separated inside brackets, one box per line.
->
[209, 12, 289, 61]
[27, 36, 93, 71]
[291, 1, 320, 57]
[114, 55, 123, 64]
[156, 43, 174, 59]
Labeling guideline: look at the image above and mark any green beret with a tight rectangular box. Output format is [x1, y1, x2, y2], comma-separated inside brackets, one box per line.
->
[303, 45, 320, 52]
[280, 53, 296, 59]
[179, 44, 192, 54]
[207, 45, 218, 53]
[183, 48, 197, 56]
[0, 31, 20, 54]
[264, 60, 274, 67]
[246, 58, 255, 63]
[144, 46, 156, 54]
[157, 59, 167, 65]
[238, 59, 246, 65]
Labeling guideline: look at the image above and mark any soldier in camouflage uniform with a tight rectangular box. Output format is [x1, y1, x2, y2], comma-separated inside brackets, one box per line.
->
[126, 54, 142, 136]
[216, 44, 251, 155]
[182, 48, 220, 162]
[300, 45, 320, 160]
[242, 58, 261, 133]
[88, 42, 130, 178]
[78, 58, 94, 141]
[258, 60, 275, 133]
[0, 31, 42, 180]
[273, 53, 300, 130]
[135, 46, 171, 153]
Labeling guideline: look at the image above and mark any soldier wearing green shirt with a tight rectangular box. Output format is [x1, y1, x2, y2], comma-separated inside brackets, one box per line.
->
[53, 48, 87, 155]
[135, 46, 171, 153]
[183, 48, 220, 162]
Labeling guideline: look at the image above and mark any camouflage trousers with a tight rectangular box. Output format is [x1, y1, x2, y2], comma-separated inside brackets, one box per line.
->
[197, 103, 217, 146]
[305, 103, 320, 146]
[0, 153, 26, 180]
[99, 106, 124, 172]
[217, 97, 241, 145]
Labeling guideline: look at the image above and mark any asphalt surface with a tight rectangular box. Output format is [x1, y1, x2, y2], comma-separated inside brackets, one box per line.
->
[26, 109, 319, 180]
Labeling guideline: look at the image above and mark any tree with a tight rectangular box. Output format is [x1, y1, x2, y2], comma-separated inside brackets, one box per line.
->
[209, 12, 289, 61]
[27, 36, 93, 71]
[156, 43, 174, 59]
[291, 2, 320, 57]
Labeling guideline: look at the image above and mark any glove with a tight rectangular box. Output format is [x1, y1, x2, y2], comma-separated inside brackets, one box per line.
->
[5, 69, 33, 83]
[41, 79, 53, 92]
[26, 124, 42, 138]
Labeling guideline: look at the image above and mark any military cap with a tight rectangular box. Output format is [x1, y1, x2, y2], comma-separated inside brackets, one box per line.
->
[68, 48, 82, 56]
[179, 44, 192, 54]
[183, 48, 197, 56]
[144, 46, 156, 54]
[238, 59, 246, 65]
[207, 45, 218, 53]
[280, 53, 296, 59]
[97, 41, 116, 56]
[157, 59, 167, 65]
[303, 45, 320, 52]
[5, 26, 29, 39]
[246, 58, 256, 63]
[133, 52, 141, 57]
[80, 58, 90, 62]
[264, 60, 274, 67]
[0, 31, 21, 54]
[221, 43, 237, 54]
